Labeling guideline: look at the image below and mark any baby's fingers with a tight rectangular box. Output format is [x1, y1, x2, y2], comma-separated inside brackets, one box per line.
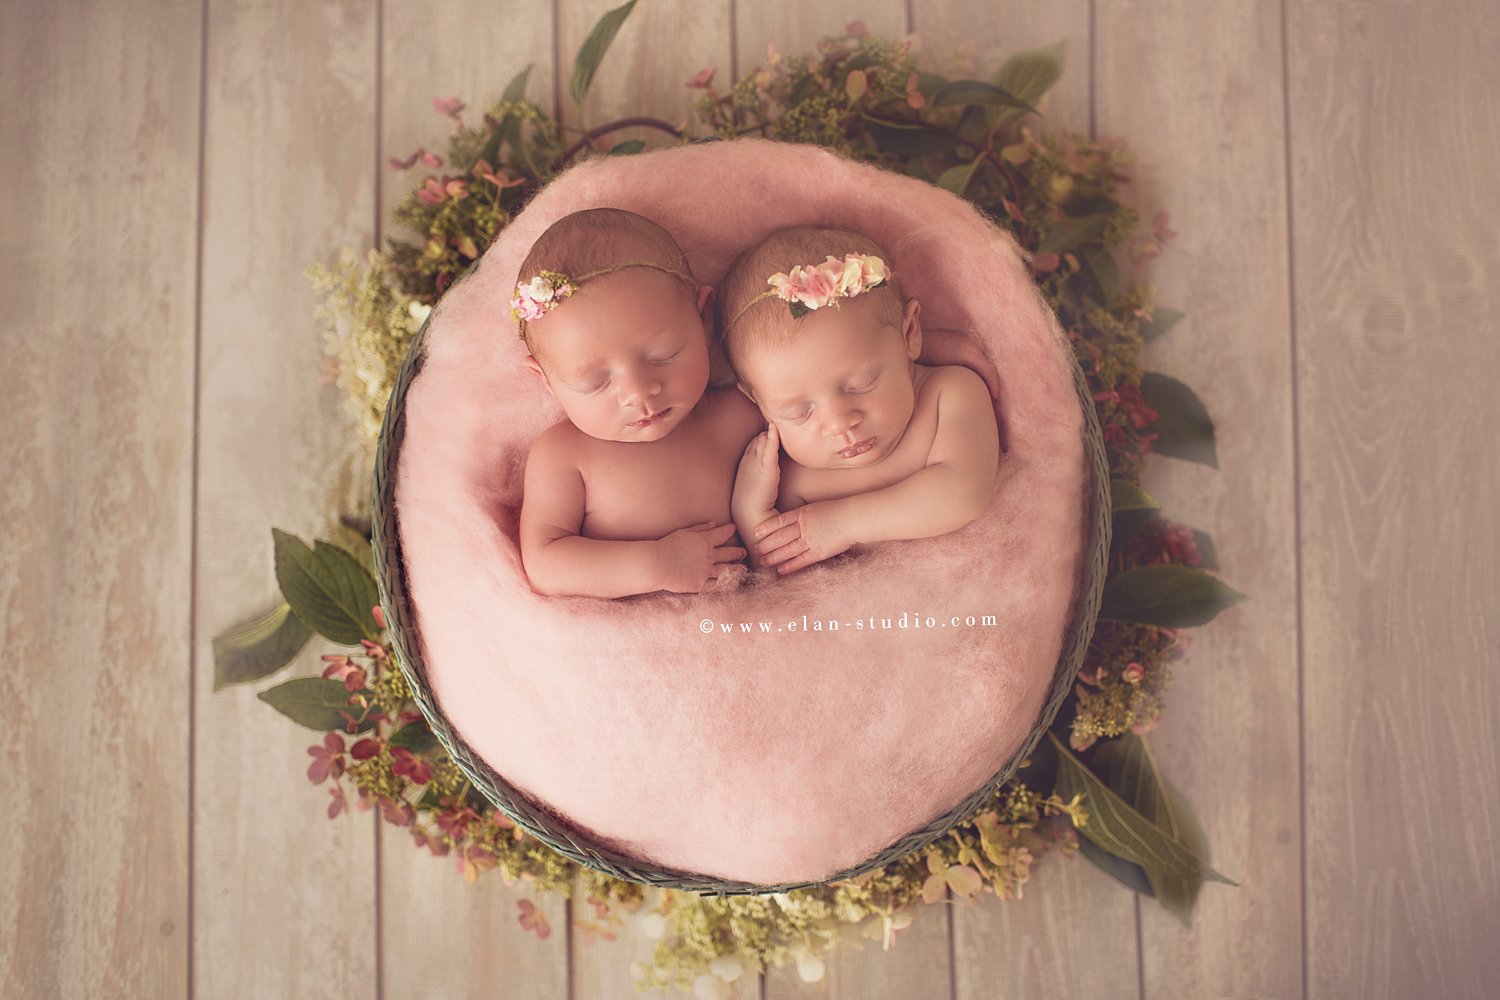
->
[710, 522, 739, 544]
[775, 549, 821, 575]
[760, 539, 807, 568]
[762, 424, 780, 462]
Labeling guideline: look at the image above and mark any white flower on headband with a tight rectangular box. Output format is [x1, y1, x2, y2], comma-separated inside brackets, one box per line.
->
[766, 253, 889, 318]
[511, 270, 576, 322]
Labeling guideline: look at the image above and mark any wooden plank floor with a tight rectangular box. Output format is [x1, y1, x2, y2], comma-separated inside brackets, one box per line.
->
[4, 0, 1497, 996]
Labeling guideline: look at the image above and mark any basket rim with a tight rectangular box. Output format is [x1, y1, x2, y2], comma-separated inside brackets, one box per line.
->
[370, 259, 1112, 897]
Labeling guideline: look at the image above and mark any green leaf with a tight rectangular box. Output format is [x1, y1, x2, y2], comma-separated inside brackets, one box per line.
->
[1049, 732, 1236, 887]
[1092, 733, 1222, 923]
[608, 139, 646, 156]
[994, 40, 1066, 113]
[211, 602, 313, 691]
[931, 79, 1037, 115]
[330, 518, 376, 578]
[1141, 306, 1185, 343]
[1083, 246, 1120, 304]
[1038, 213, 1110, 255]
[937, 157, 982, 198]
[569, 0, 638, 106]
[861, 114, 961, 156]
[502, 65, 532, 104]
[1109, 479, 1160, 562]
[1076, 831, 1156, 897]
[389, 721, 438, 754]
[478, 66, 534, 168]
[257, 677, 374, 733]
[1191, 528, 1219, 571]
[273, 528, 382, 645]
[1099, 564, 1247, 627]
[1141, 371, 1218, 468]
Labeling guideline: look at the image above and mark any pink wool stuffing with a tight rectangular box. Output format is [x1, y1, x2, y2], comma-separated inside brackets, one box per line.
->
[394, 138, 1089, 887]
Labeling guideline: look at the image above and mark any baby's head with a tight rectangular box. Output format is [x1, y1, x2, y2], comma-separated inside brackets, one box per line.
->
[719, 226, 923, 468]
[515, 208, 713, 442]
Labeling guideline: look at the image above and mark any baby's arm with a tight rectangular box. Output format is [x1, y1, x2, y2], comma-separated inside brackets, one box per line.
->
[520, 432, 745, 598]
[755, 367, 998, 574]
[731, 424, 792, 570]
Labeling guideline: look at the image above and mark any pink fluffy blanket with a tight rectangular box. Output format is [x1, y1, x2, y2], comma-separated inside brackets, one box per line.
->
[394, 138, 1088, 887]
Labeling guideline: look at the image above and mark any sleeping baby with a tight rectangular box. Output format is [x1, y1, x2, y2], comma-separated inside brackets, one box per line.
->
[515, 208, 763, 598]
[722, 225, 1000, 575]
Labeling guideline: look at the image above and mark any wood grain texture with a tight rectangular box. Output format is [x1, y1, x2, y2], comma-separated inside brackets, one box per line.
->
[1096, 1, 1303, 996]
[194, 1, 379, 997]
[1289, 1, 1500, 997]
[557, 0, 733, 152]
[8, 0, 1499, 995]
[735, 0, 910, 79]
[951, 858, 1141, 999]
[377, 3, 571, 997]
[0, 1, 200, 996]
[915, 3, 1144, 996]
[913, 0, 1091, 132]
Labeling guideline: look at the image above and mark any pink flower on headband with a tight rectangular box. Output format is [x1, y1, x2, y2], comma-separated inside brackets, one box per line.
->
[511, 271, 575, 322]
[766, 253, 889, 318]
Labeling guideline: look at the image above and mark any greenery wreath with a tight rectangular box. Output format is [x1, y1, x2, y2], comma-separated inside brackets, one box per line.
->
[213, 5, 1247, 995]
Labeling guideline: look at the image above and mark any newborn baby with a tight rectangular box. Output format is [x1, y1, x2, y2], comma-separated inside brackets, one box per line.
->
[722, 225, 1000, 575]
[515, 208, 763, 598]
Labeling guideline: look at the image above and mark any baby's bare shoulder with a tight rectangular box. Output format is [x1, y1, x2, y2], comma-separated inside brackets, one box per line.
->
[527, 420, 589, 472]
[917, 363, 992, 413]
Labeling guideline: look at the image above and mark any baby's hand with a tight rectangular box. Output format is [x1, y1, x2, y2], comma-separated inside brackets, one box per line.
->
[751, 501, 853, 576]
[732, 425, 782, 516]
[656, 521, 747, 593]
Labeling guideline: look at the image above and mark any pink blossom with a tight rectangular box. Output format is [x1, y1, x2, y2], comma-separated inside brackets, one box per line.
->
[433, 96, 466, 120]
[1153, 211, 1177, 241]
[327, 784, 346, 819]
[390, 746, 432, 785]
[518, 899, 551, 939]
[1122, 662, 1145, 685]
[420, 150, 444, 168]
[371, 604, 386, 630]
[847, 19, 869, 38]
[389, 148, 424, 171]
[686, 67, 715, 89]
[416, 178, 448, 206]
[307, 733, 346, 783]
[472, 159, 525, 189]
[905, 72, 925, 109]
[321, 654, 367, 692]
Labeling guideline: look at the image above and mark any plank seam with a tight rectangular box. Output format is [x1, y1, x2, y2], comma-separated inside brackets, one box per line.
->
[1278, 0, 1310, 996]
[189, 0, 210, 995]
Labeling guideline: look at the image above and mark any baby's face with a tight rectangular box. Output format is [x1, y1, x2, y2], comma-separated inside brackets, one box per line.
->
[525, 269, 712, 442]
[738, 294, 922, 469]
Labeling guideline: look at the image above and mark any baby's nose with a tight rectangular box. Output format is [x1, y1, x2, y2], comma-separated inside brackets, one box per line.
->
[619, 373, 662, 405]
[823, 407, 861, 435]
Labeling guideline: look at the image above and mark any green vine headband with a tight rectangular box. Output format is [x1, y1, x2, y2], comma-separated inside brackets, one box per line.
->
[510, 261, 695, 332]
[725, 252, 891, 330]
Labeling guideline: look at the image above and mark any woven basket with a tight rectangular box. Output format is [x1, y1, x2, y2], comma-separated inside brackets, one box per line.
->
[372, 256, 1112, 899]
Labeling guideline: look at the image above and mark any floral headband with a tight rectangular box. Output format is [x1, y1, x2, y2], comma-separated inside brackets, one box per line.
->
[511, 261, 694, 327]
[726, 252, 890, 329]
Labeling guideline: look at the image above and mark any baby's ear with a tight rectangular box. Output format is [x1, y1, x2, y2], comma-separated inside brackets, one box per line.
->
[901, 297, 924, 360]
[522, 353, 556, 399]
